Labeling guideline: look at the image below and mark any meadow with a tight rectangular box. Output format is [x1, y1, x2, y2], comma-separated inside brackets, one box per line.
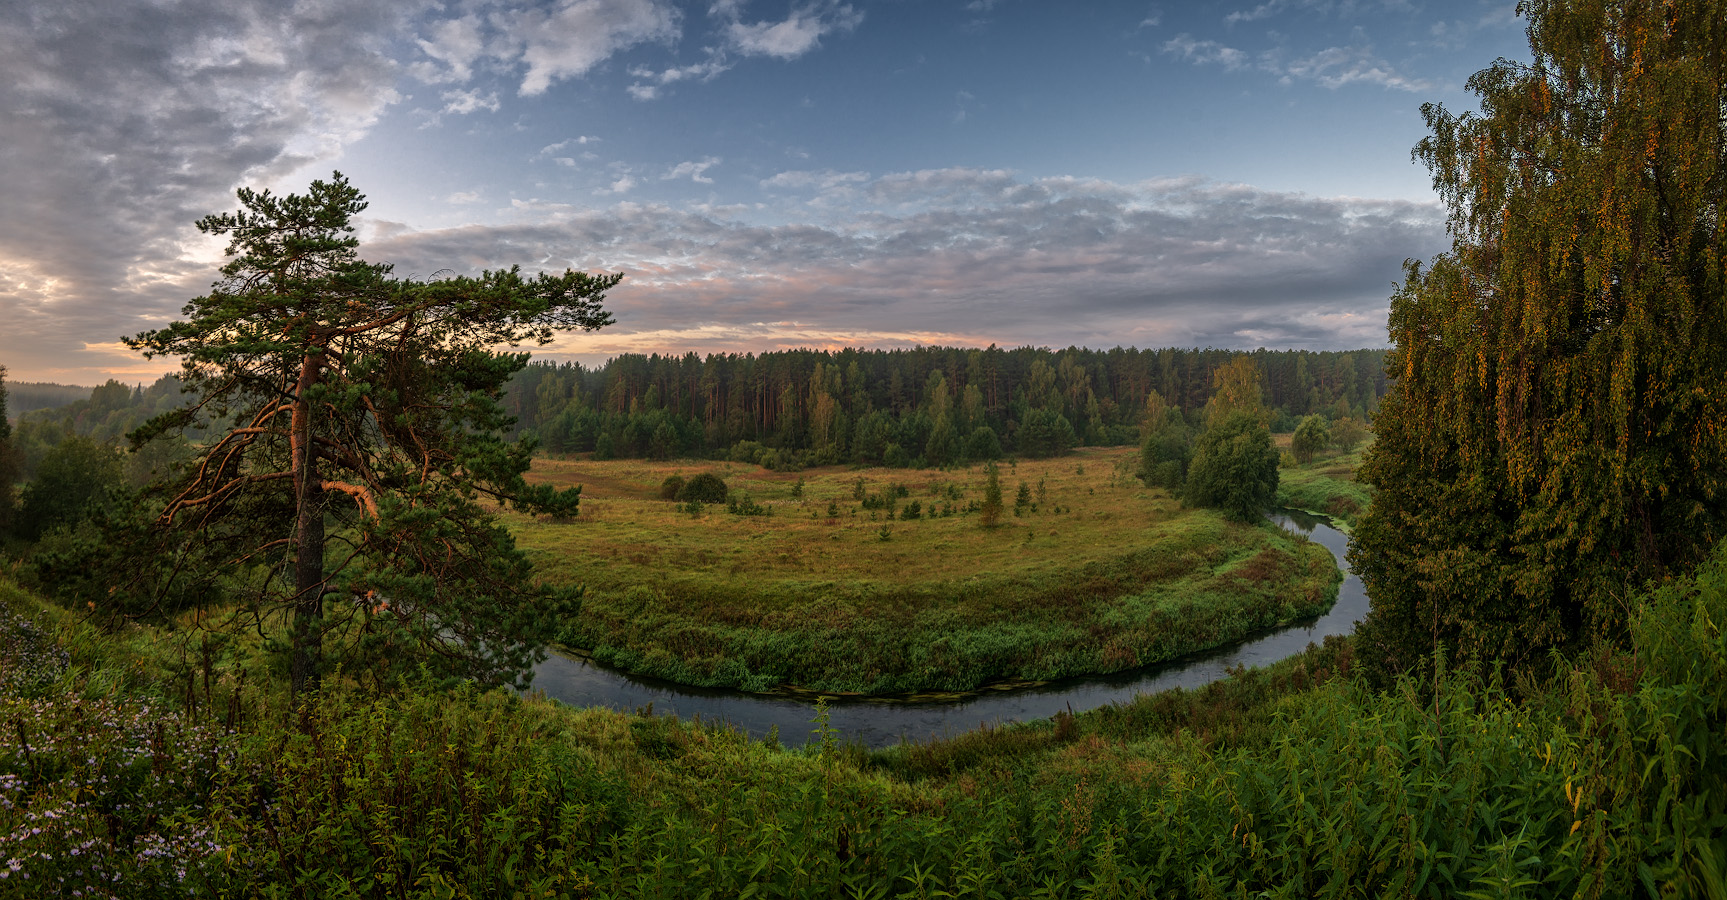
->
[510, 447, 1340, 695]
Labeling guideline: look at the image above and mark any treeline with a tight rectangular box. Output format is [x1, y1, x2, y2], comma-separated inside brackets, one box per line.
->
[5, 375, 201, 483]
[4, 381, 91, 418]
[503, 345, 1386, 466]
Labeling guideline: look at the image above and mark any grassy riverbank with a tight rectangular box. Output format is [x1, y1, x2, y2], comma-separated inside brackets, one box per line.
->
[1275, 444, 1373, 532]
[512, 448, 1340, 694]
[4, 544, 1723, 897]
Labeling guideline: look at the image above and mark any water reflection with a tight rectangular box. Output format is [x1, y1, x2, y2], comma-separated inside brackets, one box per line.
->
[531, 512, 1364, 748]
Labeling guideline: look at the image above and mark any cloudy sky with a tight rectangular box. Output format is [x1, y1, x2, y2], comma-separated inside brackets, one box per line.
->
[1, 0, 1527, 385]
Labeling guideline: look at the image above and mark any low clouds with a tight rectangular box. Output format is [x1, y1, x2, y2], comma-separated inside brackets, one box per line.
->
[402, 0, 864, 103]
[361, 170, 1443, 363]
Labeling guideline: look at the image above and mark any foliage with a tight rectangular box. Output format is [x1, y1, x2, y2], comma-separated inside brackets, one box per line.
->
[659, 474, 686, 500]
[1202, 356, 1268, 427]
[123, 173, 617, 694]
[1290, 414, 1329, 464]
[1183, 411, 1279, 523]
[677, 471, 729, 503]
[1352, 0, 1727, 677]
[1137, 414, 1194, 491]
[1328, 415, 1366, 453]
[496, 346, 1386, 466]
[963, 425, 1002, 461]
[1014, 407, 1078, 458]
[4, 534, 1726, 897]
[14, 435, 126, 541]
[725, 492, 771, 516]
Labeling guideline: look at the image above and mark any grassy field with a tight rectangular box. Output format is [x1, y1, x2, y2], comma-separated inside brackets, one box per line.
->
[510, 447, 1340, 695]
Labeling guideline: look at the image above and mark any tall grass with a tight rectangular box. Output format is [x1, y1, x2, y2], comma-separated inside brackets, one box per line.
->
[4, 542, 1725, 897]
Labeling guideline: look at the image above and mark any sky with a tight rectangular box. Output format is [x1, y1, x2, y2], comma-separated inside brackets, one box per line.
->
[0, 0, 1530, 386]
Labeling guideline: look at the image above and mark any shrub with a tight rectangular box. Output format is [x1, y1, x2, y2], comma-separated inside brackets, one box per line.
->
[678, 472, 728, 503]
[659, 474, 686, 500]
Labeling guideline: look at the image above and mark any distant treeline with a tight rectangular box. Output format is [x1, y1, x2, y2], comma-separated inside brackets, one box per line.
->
[5, 382, 93, 419]
[502, 346, 1387, 467]
[9, 346, 1387, 473]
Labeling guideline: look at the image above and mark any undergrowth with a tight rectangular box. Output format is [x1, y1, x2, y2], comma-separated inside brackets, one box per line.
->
[2, 546, 1724, 897]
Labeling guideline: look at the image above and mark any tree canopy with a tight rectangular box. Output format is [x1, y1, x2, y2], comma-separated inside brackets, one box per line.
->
[125, 173, 619, 693]
[1182, 411, 1278, 523]
[1351, 0, 1727, 677]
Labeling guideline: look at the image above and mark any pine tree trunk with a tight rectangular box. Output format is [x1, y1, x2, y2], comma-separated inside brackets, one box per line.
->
[290, 351, 326, 696]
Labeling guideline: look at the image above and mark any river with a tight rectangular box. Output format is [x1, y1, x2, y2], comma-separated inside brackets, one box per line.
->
[529, 510, 1363, 749]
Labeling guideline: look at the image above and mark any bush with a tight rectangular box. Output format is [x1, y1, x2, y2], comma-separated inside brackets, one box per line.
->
[677, 472, 729, 503]
[659, 474, 686, 500]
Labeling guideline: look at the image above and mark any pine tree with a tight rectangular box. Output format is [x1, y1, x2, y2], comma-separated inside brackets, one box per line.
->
[979, 463, 1004, 528]
[126, 173, 618, 694]
[1352, 0, 1727, 677]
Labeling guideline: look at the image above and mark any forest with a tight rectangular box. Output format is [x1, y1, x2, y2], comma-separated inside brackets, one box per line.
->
[6, 345, 1383, 477]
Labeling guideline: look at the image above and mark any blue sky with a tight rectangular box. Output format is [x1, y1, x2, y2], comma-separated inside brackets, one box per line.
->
[0, 0, 1528, 384]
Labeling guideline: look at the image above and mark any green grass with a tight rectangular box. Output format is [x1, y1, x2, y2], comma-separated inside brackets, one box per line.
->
[1276, 444, 1374, 532]
[512, 448, 1340, 694]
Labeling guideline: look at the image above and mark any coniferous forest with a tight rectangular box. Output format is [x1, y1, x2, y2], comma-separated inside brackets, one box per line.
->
[493, 345, 1383, 465]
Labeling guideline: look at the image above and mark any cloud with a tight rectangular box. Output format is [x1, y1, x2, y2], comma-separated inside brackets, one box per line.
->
[447, 191, 483, 204]
[1162, 34, 1251, 70]
[0, 0, 412, 382]
[360, 171, 1445, 363]
[1284, 45, 1432, 91]
[760, 169, 871, 191]
[600, 174, 638, 194]
[1162, 32, 1430, 92]
[719, 1, 863, 60]
[406, 0, 682, 97]
[409, 15, 487, 83]
[440, 88, 500, 115]
[509, 0, 682, 95]
[664, 157, 722, 183]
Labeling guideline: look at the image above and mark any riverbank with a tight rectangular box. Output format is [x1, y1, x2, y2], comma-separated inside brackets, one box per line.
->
[1275, 445, 1373, 531]
[514, 449, 1341, 695]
